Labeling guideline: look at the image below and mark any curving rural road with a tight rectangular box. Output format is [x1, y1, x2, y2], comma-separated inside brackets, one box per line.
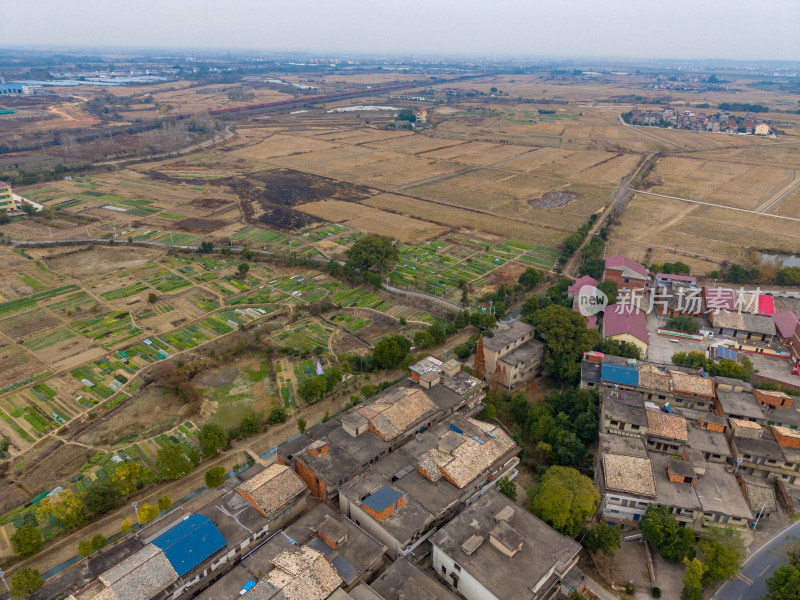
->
[712, 519, 800, 600]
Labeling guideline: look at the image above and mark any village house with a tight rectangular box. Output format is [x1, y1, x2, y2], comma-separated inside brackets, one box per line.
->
[68, 482, 272, 600]
[604, 256, 649, 293]
[600, 450, 657, 524]
[235, 463, 309, 529]
[338, 415, 519, 559]
[773, 311, 800, 345]
[652, 453, 753, 531]
[198, 502, 387, 599]
[603, 304, 649, 356]
[366, 557, 459, 600]
[726, 420, 800, 488]
[475, 320, 544, 389]
[645, 408, 689, 455]
[715, 389, 766, 425]
[279, 379, 469, 502]
[242, 546, 344, 600]
[600, 388, 648, 437]
[709, 310, 776, 343]
[430, 490, 581, 600]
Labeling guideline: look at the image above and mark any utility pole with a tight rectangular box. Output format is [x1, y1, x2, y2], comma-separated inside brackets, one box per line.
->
[753, 503, 767, 529]
[0, 569, 10, 595]
[48, 226, 53, 241]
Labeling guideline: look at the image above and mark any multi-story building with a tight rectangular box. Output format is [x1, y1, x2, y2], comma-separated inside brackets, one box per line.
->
[430, 490, 581, 600]
[0, 182, 16, 213]
[278, 379, 469, 503]
[338, 414, 520, 559]
[727, 420, 800, 488]
[476, 321, 543, 389]
[600, 389, 648, 437]
[715, 389, 766, 425]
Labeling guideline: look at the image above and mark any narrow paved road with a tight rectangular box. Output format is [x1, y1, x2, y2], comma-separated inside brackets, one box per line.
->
[713, 520, 800, 600]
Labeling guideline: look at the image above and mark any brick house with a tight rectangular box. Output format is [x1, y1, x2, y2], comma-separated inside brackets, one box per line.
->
[604, 256, 649, 292]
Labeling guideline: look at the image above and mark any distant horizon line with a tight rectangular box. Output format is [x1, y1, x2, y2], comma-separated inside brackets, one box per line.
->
[1, 45, 799, 67]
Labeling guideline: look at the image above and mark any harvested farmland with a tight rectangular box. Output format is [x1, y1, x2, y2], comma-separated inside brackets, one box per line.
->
[297, 200, 447, 243]
[529, 190, 583, 208]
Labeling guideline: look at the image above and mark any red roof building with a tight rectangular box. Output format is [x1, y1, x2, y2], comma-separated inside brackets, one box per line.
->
[774, 311, 800, 345]
[604, 256, 649, 292]
[603, 304, 649, 350]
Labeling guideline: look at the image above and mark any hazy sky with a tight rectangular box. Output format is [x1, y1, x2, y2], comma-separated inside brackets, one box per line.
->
[3, 0, 799, 61]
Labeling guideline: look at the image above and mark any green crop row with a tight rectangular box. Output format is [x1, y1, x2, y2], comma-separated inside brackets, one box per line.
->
[0, 284, 80, 317]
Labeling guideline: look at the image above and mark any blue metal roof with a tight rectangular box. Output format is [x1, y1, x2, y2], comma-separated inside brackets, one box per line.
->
[601, 363, 639, 387]
[151, 514, 226, 577]
[362, 486, 403, 513]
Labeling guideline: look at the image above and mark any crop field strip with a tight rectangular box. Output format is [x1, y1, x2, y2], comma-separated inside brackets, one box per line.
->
[0, 248, 437, 451]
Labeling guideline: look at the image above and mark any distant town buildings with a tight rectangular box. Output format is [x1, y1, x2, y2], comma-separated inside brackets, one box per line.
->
[623, 107, 771, 135]
[0, 84, 44, 96]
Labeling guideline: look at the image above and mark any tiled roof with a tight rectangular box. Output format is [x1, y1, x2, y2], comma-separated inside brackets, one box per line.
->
[603, 454, 656, 497]
[266, 547, 343, 600]
[434, 419, 517, 489]
[637, 364, 672, 392]
[418, 448, 449, 482]
[237, 464, 307, 518]
[646, 409, 688, 441]
[99, 545, 178, 600]
[713, 311, 776, 335]
[670, 370, 714, 397]
[357, 388, 438, 441]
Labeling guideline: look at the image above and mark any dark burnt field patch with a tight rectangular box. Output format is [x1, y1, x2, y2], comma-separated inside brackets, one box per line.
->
[223, 168, 379, 230]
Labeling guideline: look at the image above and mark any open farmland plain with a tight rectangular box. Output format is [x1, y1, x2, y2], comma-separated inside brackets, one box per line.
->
[3, 69, 800, 555]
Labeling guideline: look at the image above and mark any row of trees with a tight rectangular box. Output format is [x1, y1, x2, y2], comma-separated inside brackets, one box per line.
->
[10, 442, 194, 561]
[672, 351, 754, 381]
[559, 214, 598, 266]
[712, 263, 800, 286]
